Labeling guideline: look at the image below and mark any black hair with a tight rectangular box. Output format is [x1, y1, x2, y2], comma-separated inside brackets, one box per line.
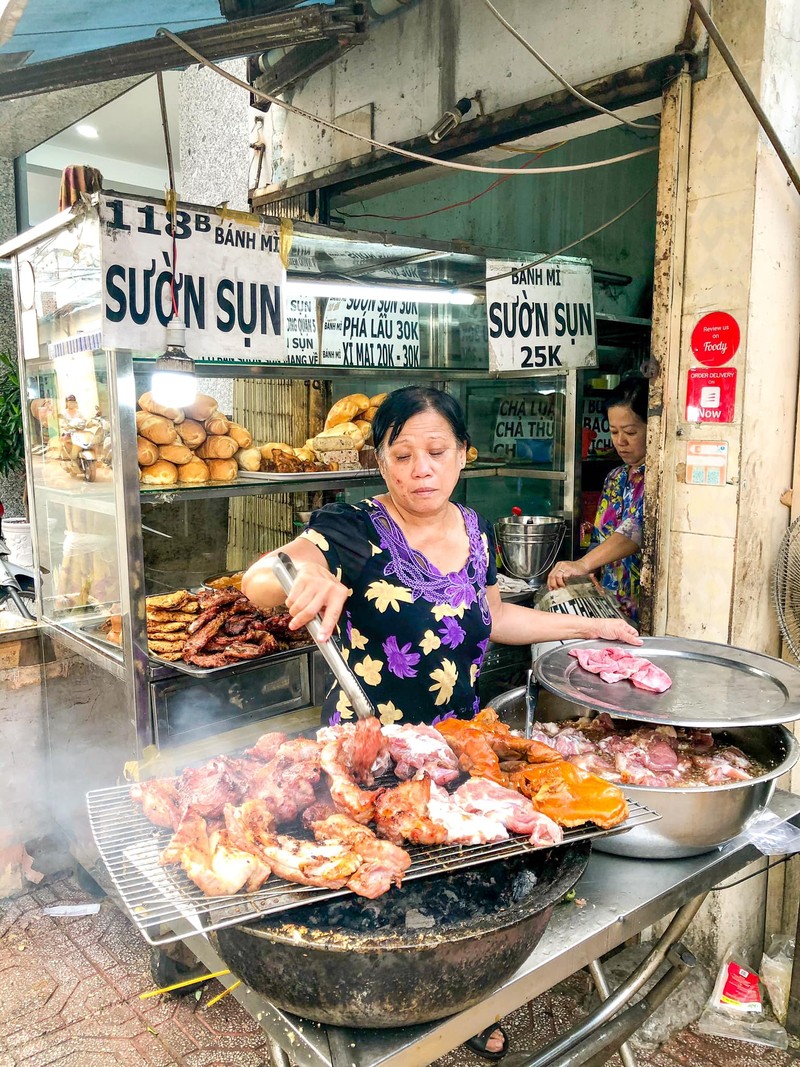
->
[603, 376, 648, 423]
[372, 386, 471, 454]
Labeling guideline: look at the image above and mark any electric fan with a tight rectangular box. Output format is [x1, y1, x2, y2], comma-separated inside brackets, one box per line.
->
[773, 515, 800, 662]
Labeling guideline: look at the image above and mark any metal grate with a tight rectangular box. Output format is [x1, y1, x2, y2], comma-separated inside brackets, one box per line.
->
[87, 785, 661, 946]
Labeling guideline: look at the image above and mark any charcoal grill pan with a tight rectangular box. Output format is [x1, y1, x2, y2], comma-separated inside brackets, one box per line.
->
[214, 843, 589, 1028]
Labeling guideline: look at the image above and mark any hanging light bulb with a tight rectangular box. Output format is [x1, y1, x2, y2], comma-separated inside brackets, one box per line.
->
[151, 319, 197, 408]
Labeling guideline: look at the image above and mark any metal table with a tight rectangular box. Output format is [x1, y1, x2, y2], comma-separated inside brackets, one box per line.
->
[174, 790, 800, 1067]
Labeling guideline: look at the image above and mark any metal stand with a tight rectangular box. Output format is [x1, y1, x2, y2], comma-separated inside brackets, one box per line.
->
[587, 960, 638, 1067]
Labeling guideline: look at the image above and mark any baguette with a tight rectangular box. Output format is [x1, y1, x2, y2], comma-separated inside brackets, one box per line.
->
[325, 395, 361, 429]
[196, 435, 238, 460]
[235, 447, 262, 472]
[136, 411, 178, 445]
[158, 443, 194, 466]
[369, 392, 388, 408]
[184, 394, 218, 421]
[139, 459, 178, 485]
[176, 418, 207, 449]
[205, 413, 230, 436]
[137, 435, 159, 467]
[138, 391, 185, 423]
[178, 456, 210, 483]
[206, 458, 238, 482]
[228, 423, 253, 449]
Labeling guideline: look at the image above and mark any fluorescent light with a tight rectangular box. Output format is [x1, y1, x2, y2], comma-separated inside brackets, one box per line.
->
[76, 124, 99, 139]
[284, 280, 477, 305]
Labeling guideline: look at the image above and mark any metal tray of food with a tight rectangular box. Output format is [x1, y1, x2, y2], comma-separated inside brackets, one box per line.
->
[238, 468, 374, 482]
[201, 570, 244, 591]
[534, 636, 800, 727]
[147, 640, 314, 678]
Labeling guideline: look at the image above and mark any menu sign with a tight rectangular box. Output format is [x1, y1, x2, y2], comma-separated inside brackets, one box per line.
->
[486, 256, 597, 374]
[321, 297, 421, 367]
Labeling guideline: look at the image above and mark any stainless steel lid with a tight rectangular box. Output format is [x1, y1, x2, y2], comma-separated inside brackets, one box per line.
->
[533, 636, 800, 727]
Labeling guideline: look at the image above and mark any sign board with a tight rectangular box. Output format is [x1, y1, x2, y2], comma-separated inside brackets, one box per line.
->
[283, 292, 319, 365]
[691, 311, 740, 367]
[321, 297, 420, 368]
[685, 367, 737, 423]
[582, 397, 615, 458]
[686, 440, 729, 486]
[486, 257, 597, 374]
[492, 394, 558, 462]
[99, 194, 286, 362]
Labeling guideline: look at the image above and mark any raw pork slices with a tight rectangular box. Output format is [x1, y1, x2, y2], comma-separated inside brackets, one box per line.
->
[569, 647, 672, 694]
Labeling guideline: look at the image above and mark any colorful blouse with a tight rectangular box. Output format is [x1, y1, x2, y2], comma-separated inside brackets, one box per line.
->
[590, 463, 645, 621]
[300, 499, 497, 726]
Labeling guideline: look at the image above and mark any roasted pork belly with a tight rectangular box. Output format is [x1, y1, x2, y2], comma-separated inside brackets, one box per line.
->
[381, 723, 460, 785]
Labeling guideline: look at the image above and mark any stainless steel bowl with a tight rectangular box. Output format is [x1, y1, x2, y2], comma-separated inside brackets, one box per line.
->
[491, 686, 799, 859]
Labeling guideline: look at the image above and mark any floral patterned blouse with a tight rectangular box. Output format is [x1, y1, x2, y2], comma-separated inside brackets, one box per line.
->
[590, 463, 645, 622]
[300, 499, 497, 726]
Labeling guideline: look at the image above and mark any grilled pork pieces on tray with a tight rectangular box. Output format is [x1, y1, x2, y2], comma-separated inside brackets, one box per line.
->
[131, 713, 633, 902]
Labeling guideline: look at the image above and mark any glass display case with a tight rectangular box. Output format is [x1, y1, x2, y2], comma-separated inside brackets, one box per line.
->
[2, 193, 647, 857]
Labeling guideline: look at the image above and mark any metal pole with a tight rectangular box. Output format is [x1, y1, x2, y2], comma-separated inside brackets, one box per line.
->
[517, 893, 707, 1067]
[587, 960, 637, 1067]
[267, 1036, 292, 1067]
[688, 0, 800, 197]
[156, 71, 176, 195]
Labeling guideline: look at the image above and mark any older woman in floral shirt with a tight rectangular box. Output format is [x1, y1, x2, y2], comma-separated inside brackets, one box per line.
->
[243, 386, 639, 727]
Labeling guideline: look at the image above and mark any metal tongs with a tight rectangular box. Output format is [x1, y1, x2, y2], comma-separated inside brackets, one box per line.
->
[271, 551, 376, 720]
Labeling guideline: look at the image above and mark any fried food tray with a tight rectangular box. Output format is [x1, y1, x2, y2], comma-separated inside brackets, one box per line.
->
[86, 783, 661, 946]
[147, 639, 314, 678]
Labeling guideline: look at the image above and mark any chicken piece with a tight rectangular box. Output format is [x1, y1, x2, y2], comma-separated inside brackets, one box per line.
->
[320, 738, 383, 824]
[466, 708, 562, 765]
[508, 760, 628, 829]
[434, 718, 507, 784]
[241, 751, 321, 825]
[453, 778, 563, 846]
[373, 778, 449, 846]
[244, 731, 288, 762]
[342, 717, 387, 786]
[177, 756, 244, 819]
[427, 783, 508, 845]
[382, 723, 460, 785]
[224, 799, 277, 861]
[256, 834, 363, 888]
[159, 807, 210, 866]
[178, 820, 267, 897]
[310, 812, 412, 898]
[130, 777, 181, 829]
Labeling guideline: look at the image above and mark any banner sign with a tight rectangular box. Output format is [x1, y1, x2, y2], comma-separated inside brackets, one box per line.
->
[321, 297, 421, 368]
[492, 394, 558, 462]
[99, 194, 286, 362]
[685, 367, 737, 423]
[486, 257, 597, 373]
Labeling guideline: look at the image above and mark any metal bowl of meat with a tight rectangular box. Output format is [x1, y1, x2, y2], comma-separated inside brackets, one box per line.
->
[214, 842, 589, 1028]
[491, 687, 799, 859]
[202, 570, 244, 591]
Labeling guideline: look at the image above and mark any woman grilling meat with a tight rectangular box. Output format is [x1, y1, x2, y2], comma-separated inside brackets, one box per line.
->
[547, 377, 648, 623]
[243, 385, 640, 1060]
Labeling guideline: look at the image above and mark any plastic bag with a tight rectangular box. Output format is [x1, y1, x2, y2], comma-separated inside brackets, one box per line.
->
[741, 809, 800, 856]
[760, 934, 795, 1026]
[697, 950, 789, 1049]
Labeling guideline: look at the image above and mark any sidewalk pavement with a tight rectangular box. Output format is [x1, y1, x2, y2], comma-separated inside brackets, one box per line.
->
[1, 870, 798, 1067]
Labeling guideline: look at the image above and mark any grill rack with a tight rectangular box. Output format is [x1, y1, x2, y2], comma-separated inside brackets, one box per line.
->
[87, 784, 661, 946]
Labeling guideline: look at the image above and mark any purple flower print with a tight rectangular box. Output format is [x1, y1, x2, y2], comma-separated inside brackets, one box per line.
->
[329, 709, 342, 726]
[431, 709, 457, 727]
[383, 635, 420, 678]
[438, 616, 466, 649]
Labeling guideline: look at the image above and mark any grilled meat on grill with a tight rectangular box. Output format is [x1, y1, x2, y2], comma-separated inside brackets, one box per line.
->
[130, 778, 181, 829]
[161, 808, 270, 896]
[310, 813, 412, 898]
[373, 778, 449, 846]
[245, 731, 288, 761]
[255, 833, 363, 888]
[427, 782, 508, 845]
[319, 737, 383, 824]
[342, 717, 387, 786]
[381, 723, 460, 785]
[177, 756, 244, 819]
[453, 779, 563, 846]
[508, 760, 629, 829]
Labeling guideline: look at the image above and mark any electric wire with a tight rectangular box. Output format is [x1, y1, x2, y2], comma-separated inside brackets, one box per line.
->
[156, 26, 658, 178]
[713, 854, 794, 892]
[481, 181, 657, 286]
[479, 0, 660, 134]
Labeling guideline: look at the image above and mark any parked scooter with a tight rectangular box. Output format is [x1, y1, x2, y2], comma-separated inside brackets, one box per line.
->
[0, 531, 35, 619]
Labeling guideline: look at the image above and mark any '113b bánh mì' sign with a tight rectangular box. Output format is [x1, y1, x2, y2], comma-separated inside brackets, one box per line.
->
[486, 256, 597, 374]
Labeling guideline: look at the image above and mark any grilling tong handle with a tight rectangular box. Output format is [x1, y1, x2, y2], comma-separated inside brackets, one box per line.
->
[272, 551, 376, 720]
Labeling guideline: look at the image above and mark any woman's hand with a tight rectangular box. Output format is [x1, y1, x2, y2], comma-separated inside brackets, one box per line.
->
[588, 617, 642, 646]
[547, 559, 588, 590]
[282, 560, 351, 641]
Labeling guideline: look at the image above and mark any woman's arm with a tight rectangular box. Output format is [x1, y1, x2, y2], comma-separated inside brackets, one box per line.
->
[547, 531, 639, 590]
[241, 537, 351, 640]
[486, 584, 641, 645]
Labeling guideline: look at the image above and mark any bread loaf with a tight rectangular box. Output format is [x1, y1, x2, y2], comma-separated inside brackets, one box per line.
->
[354, 419, 372, 441]
[158, 443, 194, 466]
[315, 422, 366, 449]
[235, 447, 262, 471]
[138, 391, 185, 423]
[178, 456, 210, 483]
[136, 411, 178, 445]
[325, 396, 359, 429]
[369, 392, 388, 408]
[227, 423, 253, 449]
[205, 413, 230, 436]
[184, 394, 218, 421]
[175, 418, 207, 449]
[362, 405, 380, 423]
[207, 458, 238, 482]
[139, 459, 178, 485]
[137, 435, 159, 467]
[196, 435, 238, 460]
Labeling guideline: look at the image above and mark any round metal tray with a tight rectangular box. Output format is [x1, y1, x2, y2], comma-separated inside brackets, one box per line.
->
[533, 636, 800, 727]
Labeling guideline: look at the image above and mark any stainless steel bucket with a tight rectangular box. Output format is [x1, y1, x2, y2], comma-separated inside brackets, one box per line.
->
[494, 515, 566, 583]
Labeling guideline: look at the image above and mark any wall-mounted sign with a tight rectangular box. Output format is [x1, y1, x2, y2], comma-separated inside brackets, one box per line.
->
[99, 194, 286, 362]
[492, 394, 559, 462]
[283, 292, 319, 365]
[321, 297, 420, 367]
[685, 367, 737, 423]
[691, 311, 740, 367]
[582, 397, 615, 458]
[486, 257, 597, 374]
[686, 440, 729, 486]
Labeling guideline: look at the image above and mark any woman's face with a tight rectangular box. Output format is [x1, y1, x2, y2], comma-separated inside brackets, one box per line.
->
[608, 404, 647, 466]
[378, 409, 466, 516]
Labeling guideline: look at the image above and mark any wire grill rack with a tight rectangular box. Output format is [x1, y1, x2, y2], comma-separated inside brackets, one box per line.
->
[87, 784, 660, 946]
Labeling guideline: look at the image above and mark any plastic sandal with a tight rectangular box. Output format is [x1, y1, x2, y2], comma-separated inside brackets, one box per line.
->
[465, 1023, 509, 1061]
